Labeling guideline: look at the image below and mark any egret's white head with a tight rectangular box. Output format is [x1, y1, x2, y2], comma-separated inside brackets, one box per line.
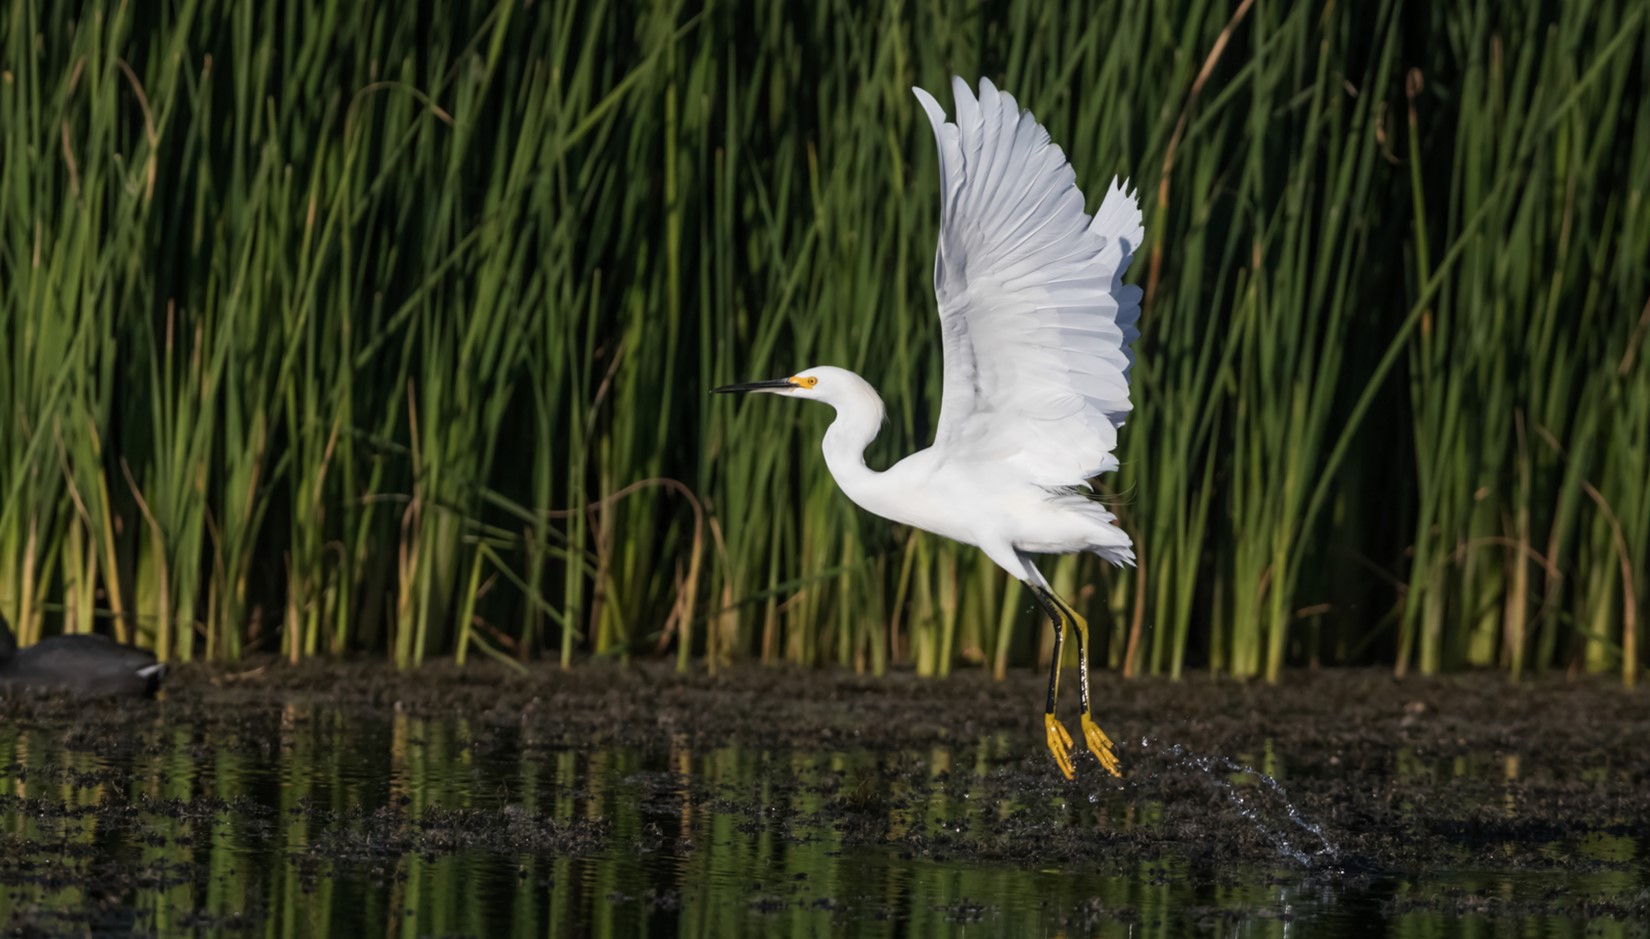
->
[713, 366, 885, 424]
[713, 366, 845, 401]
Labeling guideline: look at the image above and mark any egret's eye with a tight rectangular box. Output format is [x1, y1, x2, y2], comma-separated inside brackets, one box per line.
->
[790, 376, 819, 389]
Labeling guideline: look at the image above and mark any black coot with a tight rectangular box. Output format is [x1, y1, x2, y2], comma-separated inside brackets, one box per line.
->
[0, 613, 167, 698]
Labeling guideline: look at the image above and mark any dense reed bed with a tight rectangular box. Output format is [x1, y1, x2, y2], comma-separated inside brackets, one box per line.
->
[1, 0, 1645, 681]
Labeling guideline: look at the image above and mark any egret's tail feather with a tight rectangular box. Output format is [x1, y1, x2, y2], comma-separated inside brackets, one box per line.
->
[1093, 544, 1136, 568]
[1039, 485, 1135, 567]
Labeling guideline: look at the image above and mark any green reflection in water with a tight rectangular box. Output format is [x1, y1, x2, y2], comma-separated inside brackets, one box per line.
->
[0, 713, 1643, 938]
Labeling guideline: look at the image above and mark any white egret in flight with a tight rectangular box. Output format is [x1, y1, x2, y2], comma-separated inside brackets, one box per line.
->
[715, 76, 1142, 779]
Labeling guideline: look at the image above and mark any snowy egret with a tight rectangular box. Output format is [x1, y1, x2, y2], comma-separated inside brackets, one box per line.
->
[715, 76, 1142, 780]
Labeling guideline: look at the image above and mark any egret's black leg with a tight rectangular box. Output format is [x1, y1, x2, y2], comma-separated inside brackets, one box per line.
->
[1053, 590, 1121, 778]
[1032, 587, 1065, 713]
[1032, 586, 1074, 779]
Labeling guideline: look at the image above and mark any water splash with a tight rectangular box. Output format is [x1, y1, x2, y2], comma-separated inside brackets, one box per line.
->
[1155, 739, 1339, 867]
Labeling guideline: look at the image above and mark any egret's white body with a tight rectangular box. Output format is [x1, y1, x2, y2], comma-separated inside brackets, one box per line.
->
[810, 367, 1132, 578]
[716, 76, 1142, 779]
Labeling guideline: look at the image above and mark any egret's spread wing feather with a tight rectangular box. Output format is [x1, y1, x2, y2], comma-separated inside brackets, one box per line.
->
[914, 76, 1143, 487]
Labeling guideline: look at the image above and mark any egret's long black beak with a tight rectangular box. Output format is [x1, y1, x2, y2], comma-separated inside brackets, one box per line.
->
[712, 378, 794, 395]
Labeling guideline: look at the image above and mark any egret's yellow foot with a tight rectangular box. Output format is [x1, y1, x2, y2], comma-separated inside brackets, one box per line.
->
[1081, 712, 1122, 778]
[1044, 713, 1075, 780]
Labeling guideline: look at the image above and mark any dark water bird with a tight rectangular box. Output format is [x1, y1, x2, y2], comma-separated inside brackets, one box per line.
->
[0, 613, 168, 698]
[714, 77, 1143, 780]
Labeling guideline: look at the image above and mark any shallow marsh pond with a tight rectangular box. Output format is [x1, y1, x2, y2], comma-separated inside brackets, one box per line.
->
[2, 663, 1646, 936]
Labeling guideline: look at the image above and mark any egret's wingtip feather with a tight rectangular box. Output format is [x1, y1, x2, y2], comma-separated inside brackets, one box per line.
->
[912, 86, 946, 125]
[1105, 175, 1142, 209]
[1090, 175, 1146, 246]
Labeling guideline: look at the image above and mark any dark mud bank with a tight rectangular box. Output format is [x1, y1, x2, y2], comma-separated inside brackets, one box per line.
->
[3, 663, 1648, 934]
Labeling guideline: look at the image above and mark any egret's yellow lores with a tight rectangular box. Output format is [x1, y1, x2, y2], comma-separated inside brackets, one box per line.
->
[716, 76, 1142, 780]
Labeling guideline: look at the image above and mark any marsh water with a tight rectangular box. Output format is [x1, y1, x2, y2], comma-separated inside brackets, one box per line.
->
[1, 664, 1646, 937]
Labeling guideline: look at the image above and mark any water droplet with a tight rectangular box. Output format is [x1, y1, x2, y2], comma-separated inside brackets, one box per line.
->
[1162, 743, 1338, 867]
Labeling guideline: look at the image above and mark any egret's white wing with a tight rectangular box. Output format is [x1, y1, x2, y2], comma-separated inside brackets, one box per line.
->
[913, 76, 1143, 487]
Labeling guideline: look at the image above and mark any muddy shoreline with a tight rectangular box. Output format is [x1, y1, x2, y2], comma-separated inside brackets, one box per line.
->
[4, 662, 1648, 934]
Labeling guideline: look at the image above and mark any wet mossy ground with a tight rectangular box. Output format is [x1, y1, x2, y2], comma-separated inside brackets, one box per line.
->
[2, 663, 1647, 935]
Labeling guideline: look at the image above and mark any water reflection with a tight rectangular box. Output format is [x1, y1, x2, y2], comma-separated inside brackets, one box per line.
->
[0, 707, 1642, 937]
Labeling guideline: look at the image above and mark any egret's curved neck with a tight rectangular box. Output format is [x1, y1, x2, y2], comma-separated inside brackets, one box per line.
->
[819, 385, 888, 511]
